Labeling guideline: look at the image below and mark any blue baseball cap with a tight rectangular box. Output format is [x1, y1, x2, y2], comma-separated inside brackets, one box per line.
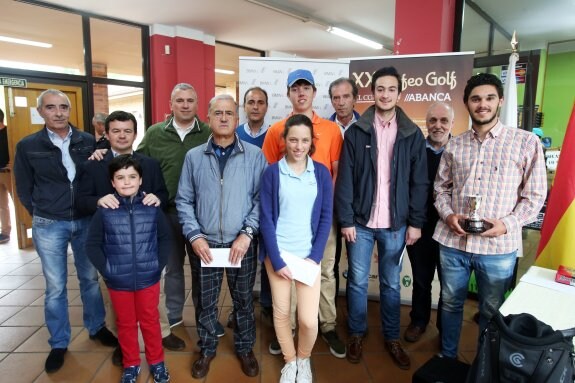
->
[287, 69, 315, 87]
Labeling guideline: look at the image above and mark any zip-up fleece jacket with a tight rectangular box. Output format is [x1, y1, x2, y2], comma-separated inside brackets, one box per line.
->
[335, 105, 428, 230]
[175, 135, 267, 244]
[14, 126, 94, 220]
[137, 116, 211, 209]
[85, 192, 171, 291]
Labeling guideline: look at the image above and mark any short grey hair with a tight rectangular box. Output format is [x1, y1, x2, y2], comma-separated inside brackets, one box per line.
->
[37, 89, 71, 109]
[427, 101, 455, 121]
[92, 112, 108, 124]
[170, 83, 197, 99]
[207, 94, 237, 115]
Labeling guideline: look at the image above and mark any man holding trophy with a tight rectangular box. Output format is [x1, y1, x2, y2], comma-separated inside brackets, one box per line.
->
[432, 73, 547, 359]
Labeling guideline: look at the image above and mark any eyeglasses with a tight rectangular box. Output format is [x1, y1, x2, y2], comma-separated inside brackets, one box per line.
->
[212, 110, 236, 119]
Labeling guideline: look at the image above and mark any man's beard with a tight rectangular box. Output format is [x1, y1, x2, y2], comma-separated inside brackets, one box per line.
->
[471, 112, 497, 126]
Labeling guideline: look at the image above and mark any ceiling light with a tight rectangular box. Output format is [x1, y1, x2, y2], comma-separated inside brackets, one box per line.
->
[0, 35, 52, 48]
[327, 27, 383, 50]
[215, 68, 235, 75]
[245, 0, 309, 22]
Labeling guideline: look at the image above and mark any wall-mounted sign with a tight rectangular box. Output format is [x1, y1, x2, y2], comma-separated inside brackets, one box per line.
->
[545, 149, 560, 171]
[0, 77, 27, 88]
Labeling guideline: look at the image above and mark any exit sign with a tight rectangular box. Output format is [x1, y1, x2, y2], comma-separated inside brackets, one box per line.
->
[0, 77, 27, 87]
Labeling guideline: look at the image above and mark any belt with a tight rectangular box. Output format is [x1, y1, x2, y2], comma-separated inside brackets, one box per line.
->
[0, 168, 9, 173]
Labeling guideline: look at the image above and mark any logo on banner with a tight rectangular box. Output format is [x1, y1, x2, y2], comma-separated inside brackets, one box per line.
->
[402, 72, 457, 91]
[352, 72, 373, 88]
[402, 275, 412, 288]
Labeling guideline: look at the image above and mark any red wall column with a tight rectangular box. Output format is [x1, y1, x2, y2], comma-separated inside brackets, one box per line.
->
[394, 0, 457, 54]
[149, 25, 215, 124]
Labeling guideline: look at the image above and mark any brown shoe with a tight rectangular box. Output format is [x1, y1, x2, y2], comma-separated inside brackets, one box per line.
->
[192, 354, 215, 379]
[237, 350, 259, 377]
[346, 336, 363, 364]
[404, 324, 426, 343]
[385, 340, 411, 370]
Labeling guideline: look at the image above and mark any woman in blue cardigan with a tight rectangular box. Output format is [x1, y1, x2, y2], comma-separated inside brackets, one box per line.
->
[259, 114, 333, 383]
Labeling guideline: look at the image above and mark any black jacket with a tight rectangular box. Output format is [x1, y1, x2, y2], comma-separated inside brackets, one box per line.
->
[76, 151, 168, 216]
[14, 126, 95, 220]
[86, 192, 171, 291]
[422, 146, 443, 234]
[335, 105, 428, 230]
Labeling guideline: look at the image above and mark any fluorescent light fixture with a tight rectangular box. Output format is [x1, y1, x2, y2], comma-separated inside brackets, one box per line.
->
[0, 35, 52, 48]
[215, 68, 235, 75]
[245, 0, 309, 22]
[327, 27, 383, 50]
[0, 59, 80, 74]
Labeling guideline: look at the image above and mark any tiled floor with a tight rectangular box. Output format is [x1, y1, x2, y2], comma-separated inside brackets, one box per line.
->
[0, 227, 541, 383]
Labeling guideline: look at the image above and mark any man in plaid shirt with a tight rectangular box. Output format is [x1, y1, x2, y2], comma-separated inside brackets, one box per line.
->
[433, 73, 547, 359]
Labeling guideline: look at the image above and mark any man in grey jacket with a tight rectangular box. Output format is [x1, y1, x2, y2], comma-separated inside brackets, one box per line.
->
[176, 94, 266, 379]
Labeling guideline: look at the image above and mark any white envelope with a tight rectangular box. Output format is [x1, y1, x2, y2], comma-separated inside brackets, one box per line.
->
[280, 250, 320, 286]
[201, 248, 240, 268]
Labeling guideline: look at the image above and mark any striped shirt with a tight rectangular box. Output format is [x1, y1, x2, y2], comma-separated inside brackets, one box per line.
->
[433, 122, 547, 255]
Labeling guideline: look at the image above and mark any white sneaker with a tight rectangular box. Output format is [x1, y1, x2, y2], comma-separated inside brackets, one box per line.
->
[296, 358, 312, 383]
[280, 360, 297, 383]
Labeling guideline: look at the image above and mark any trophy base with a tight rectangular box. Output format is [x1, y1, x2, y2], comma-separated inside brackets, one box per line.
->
[458, 219, 493, 234]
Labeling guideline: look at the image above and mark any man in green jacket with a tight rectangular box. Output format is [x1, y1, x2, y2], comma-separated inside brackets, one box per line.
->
[137, 83, 212, 338]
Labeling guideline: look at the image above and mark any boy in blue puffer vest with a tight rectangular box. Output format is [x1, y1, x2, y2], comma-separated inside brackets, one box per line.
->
[86, 155, 172, 383]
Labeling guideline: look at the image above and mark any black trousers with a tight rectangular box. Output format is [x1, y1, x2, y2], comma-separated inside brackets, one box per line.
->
[406, 231, 442, 331]
[333, 225, 345, 305]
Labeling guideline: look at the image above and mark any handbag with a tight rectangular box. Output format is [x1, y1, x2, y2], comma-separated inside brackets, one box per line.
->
[467, 311, 575, 383]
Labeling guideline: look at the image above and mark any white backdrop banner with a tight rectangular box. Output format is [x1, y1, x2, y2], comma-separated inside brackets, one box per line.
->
[238, 57, 349, 125]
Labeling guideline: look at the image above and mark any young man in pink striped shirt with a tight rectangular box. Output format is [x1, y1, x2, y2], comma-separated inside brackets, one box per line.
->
[433, 73, 547, 359]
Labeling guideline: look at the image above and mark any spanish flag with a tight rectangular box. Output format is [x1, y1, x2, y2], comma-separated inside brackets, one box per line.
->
[536, 102, 575, 269]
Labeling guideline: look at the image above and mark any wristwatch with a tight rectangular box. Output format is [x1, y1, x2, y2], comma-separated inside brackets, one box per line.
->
[241, 225, 255, 240]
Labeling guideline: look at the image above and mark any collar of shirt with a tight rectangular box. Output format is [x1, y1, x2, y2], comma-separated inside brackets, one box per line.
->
[47, 126, 72, 143]
[335, 114, 357, 135]
[111, 149, 133, 158]
[472, 120, 504, 142]
[289, 111, 321, 126]
[426, 140, 446, 154]
[242, 122, 269, 138]
[374, 111, 396, 131]
[279, 156, 314, 177]
[211, 139, 236, 158]
[171, 117, 198, 138]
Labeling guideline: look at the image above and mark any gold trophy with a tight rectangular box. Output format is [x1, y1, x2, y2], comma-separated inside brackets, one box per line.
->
[459, 195, 492, 234]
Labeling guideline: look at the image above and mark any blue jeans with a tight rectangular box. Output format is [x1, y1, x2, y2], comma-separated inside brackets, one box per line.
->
[32, 215, 106, 349]
[439, 245, 516, 358]
[346, 224, 406, 340]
